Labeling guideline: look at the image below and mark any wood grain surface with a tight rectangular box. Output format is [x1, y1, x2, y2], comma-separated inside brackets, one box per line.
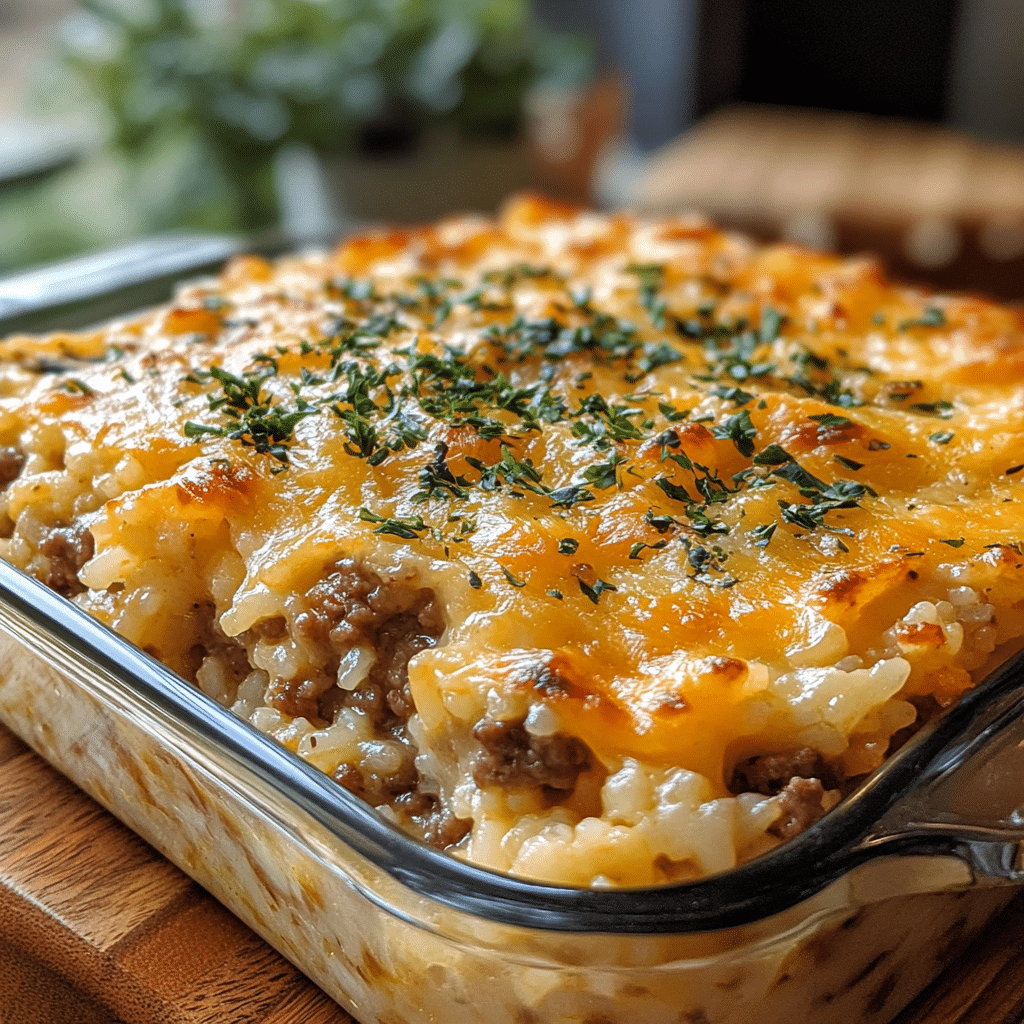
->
[0, 722, 352, 1024]
[2, 718, 1024, 1024]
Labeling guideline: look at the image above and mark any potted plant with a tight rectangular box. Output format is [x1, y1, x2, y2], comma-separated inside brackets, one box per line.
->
[59, 0, 591, 232]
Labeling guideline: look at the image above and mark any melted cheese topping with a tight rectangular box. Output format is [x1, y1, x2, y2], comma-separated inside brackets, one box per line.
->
[2, 196, 1023, 885]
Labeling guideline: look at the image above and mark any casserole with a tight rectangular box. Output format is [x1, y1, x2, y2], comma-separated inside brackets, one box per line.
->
[1, 197, 1023, 1023]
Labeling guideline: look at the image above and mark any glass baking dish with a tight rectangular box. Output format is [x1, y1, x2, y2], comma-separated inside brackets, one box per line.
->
[2, 241, 1024, 1024]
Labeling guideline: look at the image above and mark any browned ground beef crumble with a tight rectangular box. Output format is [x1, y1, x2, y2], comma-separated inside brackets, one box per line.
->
[40, 522, 94, 597]
[0, 446, 25, 487]
[472, 717, 593, 794]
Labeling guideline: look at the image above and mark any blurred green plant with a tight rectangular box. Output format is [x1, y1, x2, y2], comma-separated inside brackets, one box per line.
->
[57, 0, 591, 230]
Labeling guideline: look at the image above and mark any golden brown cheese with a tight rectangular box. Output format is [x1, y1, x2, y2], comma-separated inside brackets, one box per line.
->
[1, 196, 1023, 886]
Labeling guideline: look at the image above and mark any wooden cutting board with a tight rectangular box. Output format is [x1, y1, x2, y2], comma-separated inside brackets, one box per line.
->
[2, 719, 1024, 1024]
[0, 723, 352, 1024]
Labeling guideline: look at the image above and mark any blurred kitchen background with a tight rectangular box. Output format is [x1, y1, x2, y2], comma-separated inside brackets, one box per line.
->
[2, 0, 1024, 297]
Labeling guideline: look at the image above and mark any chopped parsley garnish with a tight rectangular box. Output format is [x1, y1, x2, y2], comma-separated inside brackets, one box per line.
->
[684, 504, 730, 537]
[64, 378, 94, 396]
[558, 538, 580, 555]
[548, 484, 596, 509]
[710, 385, 755, 406]
[358, 508, 428, 539]
[759, 307, 785, 344]
[483, 263, 558, 288]
[910, 400, 954, 419]
[757, 453, 874, 536]
[752, 444, 792, 466]
[659, 401, 692, 421]
[582, 453, 625, 489]
[899, 307, 947, 330]
[495, 445, 546, 494]
[502, 566, 527, 587]
[939, 537, 965, 548]
[644, 509, 678, 533]
[625, 263, 667, 328]
[629, 540, 668, 559]
[184, 365, 316, 464]
[655, 476, 693, 503]
[681, 539, 737, 586]
[930, 431, 955, 444]
[578, 577, 618, 604]
[785, 348, 860, 407]
[700, 324, 775, 383]
[635, 341, 681, 375]
[711, 409, 758, 457]
[412, 443, 470, 503]
[749, 522, 777, 547]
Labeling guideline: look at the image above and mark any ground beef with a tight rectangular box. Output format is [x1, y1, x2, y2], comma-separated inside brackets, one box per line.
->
[188, 605, 254, 688]
[770, 777, 828, 840]
[729, 747, 838, 796]
[293, 560, 444, 734]
[0, 446, 25, 488]
[472, 717, 592, 794]
[295, 561, 383, 648]
[415, 803, 472, 848]
[333, 749, 419, 807]
[334, 756, 471, 850]
[290, 559, 461, 842]
[39, 522, 94, 597]
[729, 747, 836, 842]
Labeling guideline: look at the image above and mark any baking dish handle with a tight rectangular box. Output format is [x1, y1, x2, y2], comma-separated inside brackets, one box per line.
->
[859, 646, 1024, 881]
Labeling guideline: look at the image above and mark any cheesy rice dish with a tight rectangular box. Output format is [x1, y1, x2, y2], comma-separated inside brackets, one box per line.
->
[1, 195, 1022, 887]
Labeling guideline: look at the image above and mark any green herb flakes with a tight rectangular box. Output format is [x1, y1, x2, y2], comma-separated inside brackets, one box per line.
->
[358, 508, 428, 539]
[899, 307, 947, 331]
[578, 577, 618, 604]
[711, 409, 758, 457]
[502, 566, 527, 588]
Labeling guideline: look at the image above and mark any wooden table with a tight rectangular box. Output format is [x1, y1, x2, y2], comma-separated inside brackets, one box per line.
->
[0, 723, 351, 1024]
[3, 719, 1024, 1024]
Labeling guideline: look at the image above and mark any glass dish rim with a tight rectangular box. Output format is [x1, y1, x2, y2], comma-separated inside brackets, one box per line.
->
[1, 238, 1023, 936]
